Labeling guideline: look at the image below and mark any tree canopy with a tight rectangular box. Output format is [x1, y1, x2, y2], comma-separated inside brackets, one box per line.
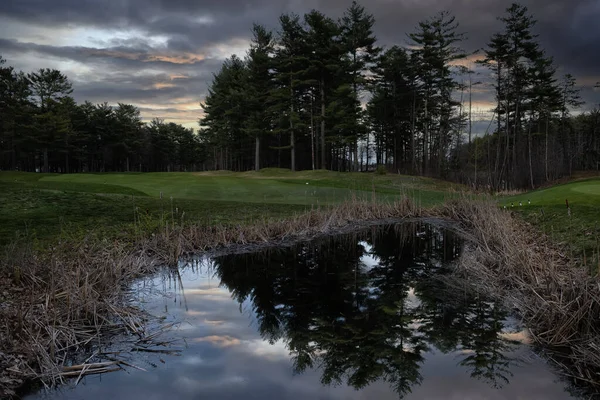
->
[198, 2, 598, 189]
[1, 2, 598, 189]
[0, 60, 206, 172]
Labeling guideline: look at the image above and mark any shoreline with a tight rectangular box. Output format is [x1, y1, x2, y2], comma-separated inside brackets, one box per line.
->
[1, 198, 599, 397]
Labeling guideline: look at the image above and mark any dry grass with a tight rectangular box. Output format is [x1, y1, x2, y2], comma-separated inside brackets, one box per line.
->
[2, 194, 600, 396]
[440, 198, 600, 390]
[0, 196, 420, 397]
[0, 237, 162, 397]
[142, 196, 420, 265]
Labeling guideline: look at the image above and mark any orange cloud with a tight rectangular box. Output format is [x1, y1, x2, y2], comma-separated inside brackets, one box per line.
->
[145, 53, 205, 64]
[169, 74, 189, 80]
[152, 82, 177, 89]
[193, 335, 240, 348]
[498, 329, 532, 344]
[203, 319, 226, 326]
[84, 48, 205, 64]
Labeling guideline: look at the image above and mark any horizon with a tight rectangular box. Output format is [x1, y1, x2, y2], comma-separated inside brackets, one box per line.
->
[1, 0, 599, 133]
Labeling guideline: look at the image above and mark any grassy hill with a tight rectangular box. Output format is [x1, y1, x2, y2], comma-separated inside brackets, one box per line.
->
[5, 169, 596, 259]
[0, 169, 459, 246]
[503, 178, 600, 262]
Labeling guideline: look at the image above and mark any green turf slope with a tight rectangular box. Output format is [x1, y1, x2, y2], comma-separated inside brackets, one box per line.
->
[0, 170, 456, 246]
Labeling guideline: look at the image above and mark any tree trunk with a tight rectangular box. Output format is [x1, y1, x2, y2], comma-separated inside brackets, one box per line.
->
[320, 78, 326, 170]
[468, 75, 473, 145]
[494, 65, 503, 190]
[255, 136, 260, 172]
[43, 148, 48, 173]
[353, 143, 358, 173]
[528, 114, 534, 189]
[512, 100, 520, 186]
[365, 133, 370, 171]
[499, 98, 510, 190]
[277, 135, 281, 168]
[352, 52, 359, 173]
[411, 91, 417, 174]
[310, 94, 315, 170]
[423, 98, 429, 174]
[474, 135, 478, 190]
[393, 135, 398, 171]
[290, 129, 295, 172]
[545, 117, 549, 181]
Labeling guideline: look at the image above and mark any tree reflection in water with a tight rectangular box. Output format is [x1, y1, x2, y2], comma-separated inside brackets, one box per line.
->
[212, 222, 520, 398]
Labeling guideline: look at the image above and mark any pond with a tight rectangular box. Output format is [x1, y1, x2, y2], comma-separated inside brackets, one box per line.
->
[26, 222, 580, 399]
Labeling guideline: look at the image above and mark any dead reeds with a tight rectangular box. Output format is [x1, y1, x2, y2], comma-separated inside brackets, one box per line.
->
[0, 196, 420, 397]
[440, 198, 600, 390]
[142, 196, 420, 265]
[2, 194, 599, 395]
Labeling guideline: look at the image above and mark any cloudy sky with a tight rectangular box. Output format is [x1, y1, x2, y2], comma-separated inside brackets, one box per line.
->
[1, 0, 599, 131]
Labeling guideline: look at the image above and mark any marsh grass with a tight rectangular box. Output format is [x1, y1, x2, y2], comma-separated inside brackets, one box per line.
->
[0, 235, 161, 395]
[2, 190, 600, 396]
[0, 194, 423, 397]
[441, 198, 600, 390]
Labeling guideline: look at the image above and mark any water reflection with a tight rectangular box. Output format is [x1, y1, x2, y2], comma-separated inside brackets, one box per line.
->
[25, 222, 578, 400]
[211, 222, 517, 397]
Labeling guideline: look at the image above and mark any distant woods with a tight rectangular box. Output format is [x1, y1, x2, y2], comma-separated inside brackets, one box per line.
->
[200, 2, 600, 189]
[1, 2, 599, 189]
[0, 62, 205, 173]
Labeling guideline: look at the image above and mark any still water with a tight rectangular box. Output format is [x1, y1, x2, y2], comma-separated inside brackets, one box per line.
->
[28, 222, 580, 399]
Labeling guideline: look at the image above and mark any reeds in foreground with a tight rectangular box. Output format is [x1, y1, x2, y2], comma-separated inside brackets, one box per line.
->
[440, 198, 600, 390]
[0, 196, 419, 397]
[2, 195, 599, 396]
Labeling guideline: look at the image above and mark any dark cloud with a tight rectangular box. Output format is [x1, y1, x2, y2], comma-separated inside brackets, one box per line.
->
[0, 0, 599, 127]
[0, 38, 220, 69]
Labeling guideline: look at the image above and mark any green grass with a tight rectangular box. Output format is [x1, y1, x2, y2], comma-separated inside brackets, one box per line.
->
[502, 178, 600, 265]
[0, 170, 457, 247]
[3, 168, 599, 269]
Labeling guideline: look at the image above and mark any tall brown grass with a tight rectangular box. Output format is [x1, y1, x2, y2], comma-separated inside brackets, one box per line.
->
[2, 195, 599, 395]
[441, 198, 600, 389]
[0, 197, 420, 396]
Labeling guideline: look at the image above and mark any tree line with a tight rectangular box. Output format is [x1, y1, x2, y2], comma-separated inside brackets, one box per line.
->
[200, 2, 600, 189]
[1, 2, 598, 189]
[0, 60, 206, 173]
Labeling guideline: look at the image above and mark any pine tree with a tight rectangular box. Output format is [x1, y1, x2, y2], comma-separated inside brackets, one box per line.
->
[27, 68, 73, 172]
[500, 3, 543, 187]
[114, 103, 143, 172]
[339, 1, 380, 171]
[0, 57, 32, 170]
[481, 3, 549, 189]
[368, 46, 414, 170]
[245, 24, 275, 171]
[478, 31, 510, 189]
[527, 53, 560, 185]
[270, 14, 309, 171]
[201, 55, 250, 170]
[305, 10, 343, 169]
[559, 74, 584, 175]
[409, 11, 466, 175]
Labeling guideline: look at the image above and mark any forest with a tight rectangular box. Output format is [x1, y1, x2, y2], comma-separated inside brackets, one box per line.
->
[1, 2, 599, 189]
[0, 63, 205, 173]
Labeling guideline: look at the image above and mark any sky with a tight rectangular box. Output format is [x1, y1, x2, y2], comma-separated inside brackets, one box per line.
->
[1, 0, 599, 132]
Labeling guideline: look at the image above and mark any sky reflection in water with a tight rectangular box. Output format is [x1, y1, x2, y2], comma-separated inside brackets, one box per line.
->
[27, 222, 579, 400]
